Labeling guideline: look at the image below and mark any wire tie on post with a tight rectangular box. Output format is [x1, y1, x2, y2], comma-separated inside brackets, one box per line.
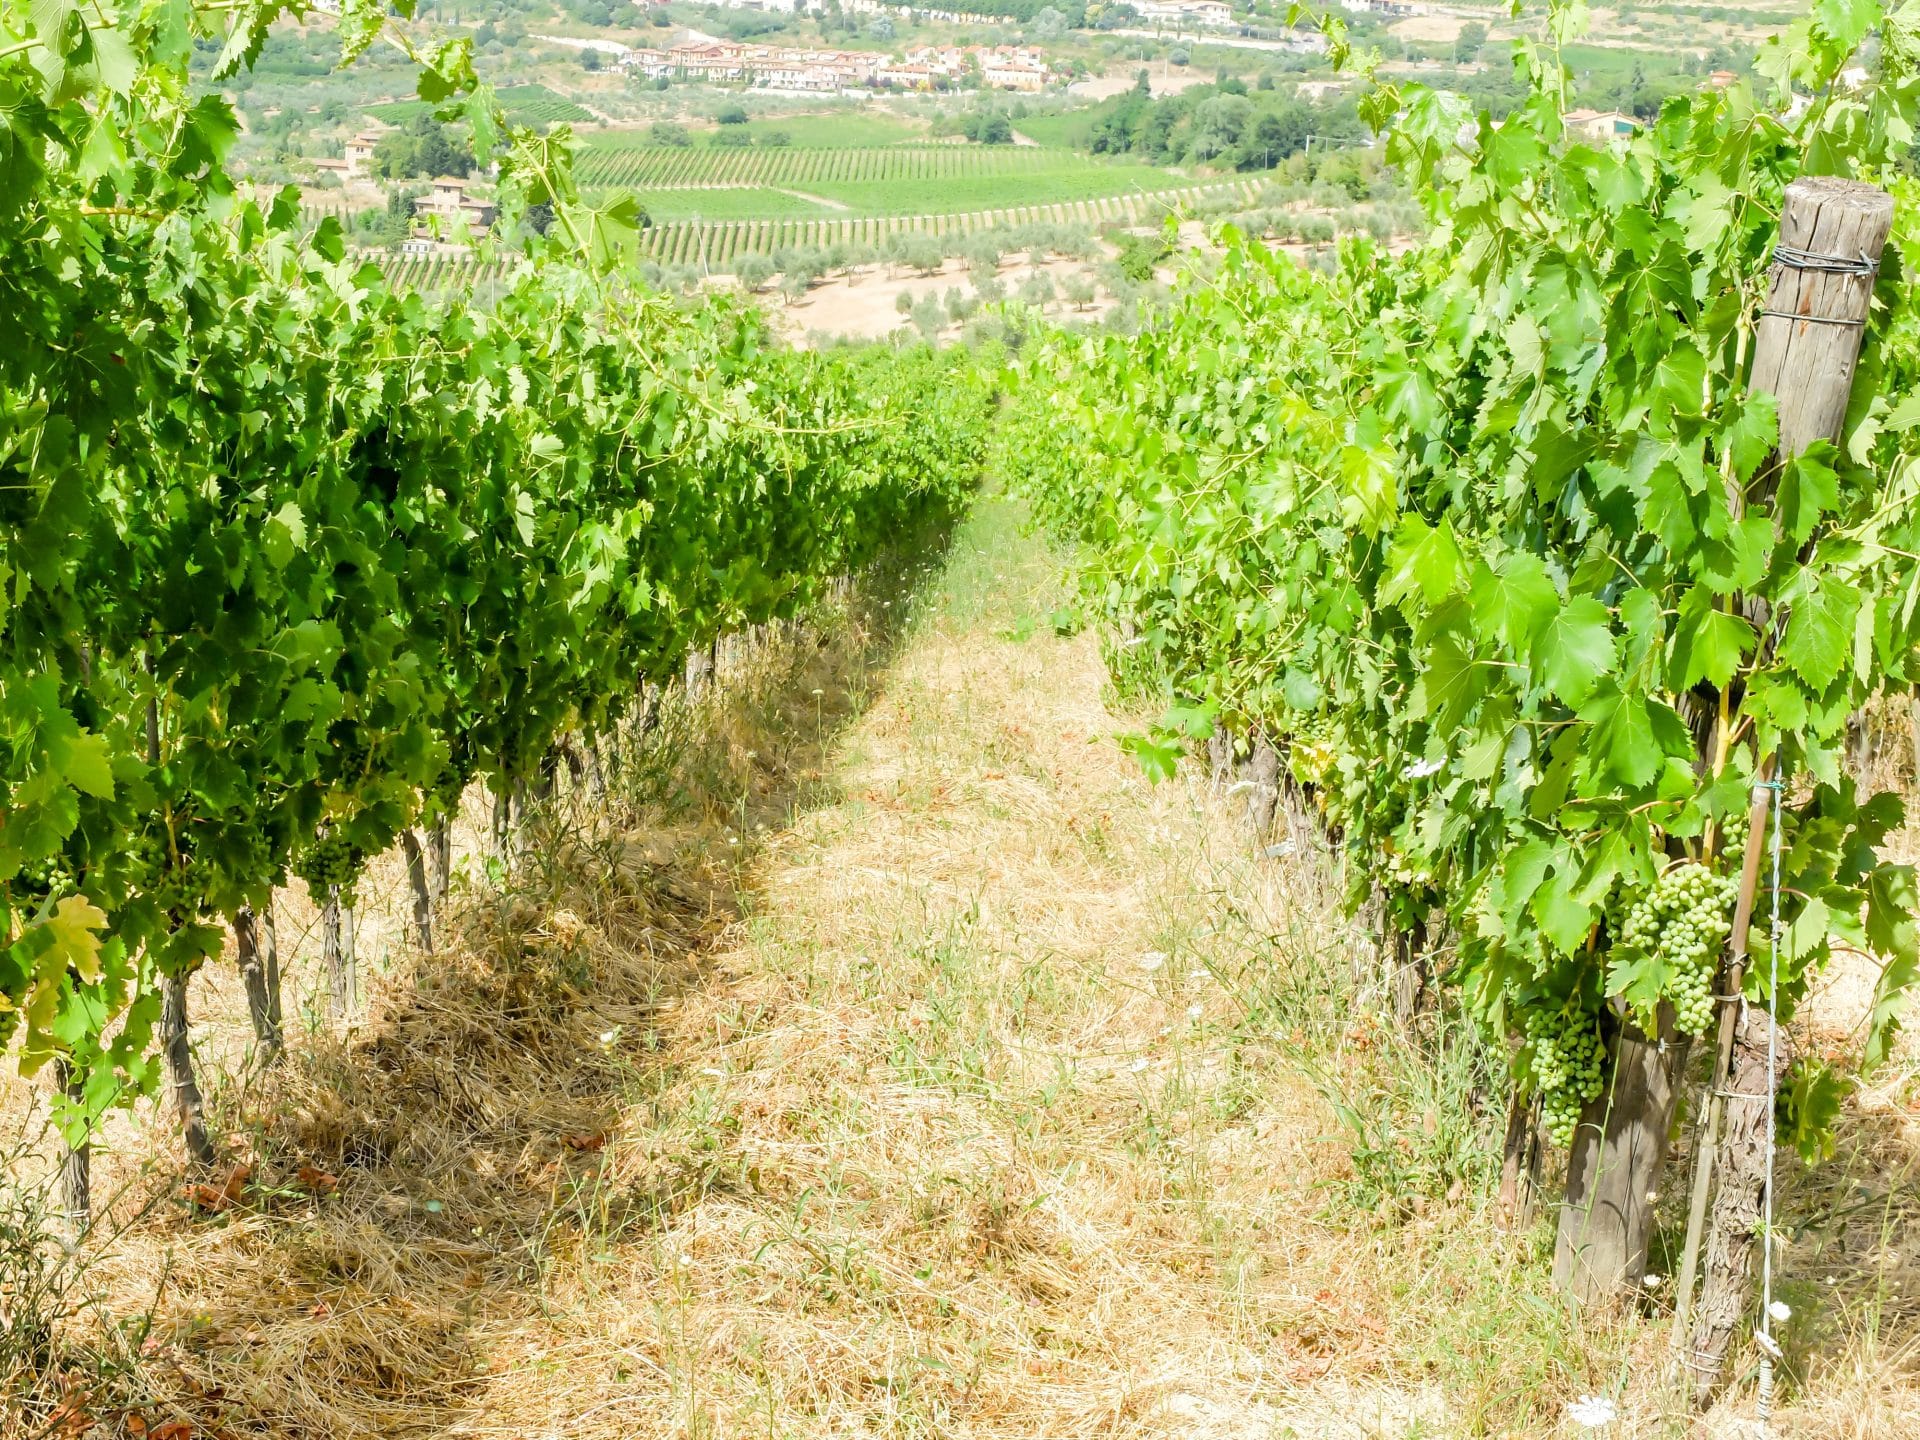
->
[1758, 309, 1866, 327]
[1770, 243, 1880, 275]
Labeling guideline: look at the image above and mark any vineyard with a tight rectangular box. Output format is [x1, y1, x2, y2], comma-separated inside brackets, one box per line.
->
[573, 140, 1124, 191]
[1005, 0, 1920, 1419]
[10, 0, 1920, 1436]
[631, 179, 1259, 268]
[2, 8, 989, 1430]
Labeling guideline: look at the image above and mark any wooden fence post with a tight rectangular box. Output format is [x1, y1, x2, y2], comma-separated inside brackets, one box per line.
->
[1554, 1009, 1685, 1302]
[1679, 175, 1893, 1402]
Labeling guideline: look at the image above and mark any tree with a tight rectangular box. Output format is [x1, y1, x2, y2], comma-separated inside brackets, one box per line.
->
[373, 114, 474, 180]
[1456, 19, 1488, 59]
[1187, 93, 1250, 162]
[1018, 273, 1055, 307]
[763, 129, 792, 147]
[736, 253, 776, 291]
[902, 235, 944, 275]
[716, 102, 750, 124]
[1063, 273, 1097, 310]
[896, 289, 916, 316]
[866, 14, 894, 39]
[1032, 5, 1066, 36]
[910, 293, 943, 341]
[1239, 104, 1309, 170]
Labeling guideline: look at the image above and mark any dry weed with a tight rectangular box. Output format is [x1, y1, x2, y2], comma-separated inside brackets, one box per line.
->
[0, 499, 1916, 1439]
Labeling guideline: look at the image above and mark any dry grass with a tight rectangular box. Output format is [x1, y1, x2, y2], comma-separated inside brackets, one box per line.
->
[3, 494, 1920, 1438]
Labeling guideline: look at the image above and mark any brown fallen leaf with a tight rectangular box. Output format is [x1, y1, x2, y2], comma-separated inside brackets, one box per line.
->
[563, 1132, 607, 1153]
[185, 1162, 252, 1214]
[152, 1422, 196, 1440]
[307, 1300, 331, 1319]
[296, 1165, 339, 1195]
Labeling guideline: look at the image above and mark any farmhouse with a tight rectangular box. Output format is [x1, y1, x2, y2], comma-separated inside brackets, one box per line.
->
[1562, 108, 1640, 142]
[344, 129, 383, 179]
[412, 177, 497, 239]
[1132, 0, 1234, 25]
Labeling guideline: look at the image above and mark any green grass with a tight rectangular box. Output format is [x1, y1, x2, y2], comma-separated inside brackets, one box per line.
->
[582, 142, 1200, 221]
[367, 84, 594, 126]
[638, 187, 837, 223]
[803, 165, 1189, 216]
[1006, 111, 1091, 149]
[715, 112, 931, 148]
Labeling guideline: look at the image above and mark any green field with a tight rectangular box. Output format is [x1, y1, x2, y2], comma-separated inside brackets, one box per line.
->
[581, 143, 1199, 218]
[1006, 111, 1091, 149]
[805, 166, 1188, 216]
[629, 178, 1258, 268]
[368, 84, 594, 126]
[692, 111, 930, 148]
[640, 187, 839, 222]
[575, 141, 1165, 191]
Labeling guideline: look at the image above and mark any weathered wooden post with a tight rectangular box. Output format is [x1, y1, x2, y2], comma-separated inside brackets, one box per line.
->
[1553, 175, 1892, 1310]
[1554, 1008, 1685, 1302]
[1677, 175, 1893, 1400]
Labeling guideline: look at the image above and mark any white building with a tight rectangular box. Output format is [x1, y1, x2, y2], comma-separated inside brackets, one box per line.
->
[1132, 0, 1234, 27]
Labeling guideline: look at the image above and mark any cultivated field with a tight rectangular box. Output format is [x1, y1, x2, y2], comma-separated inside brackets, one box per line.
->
[631, 180, 1259, 266]
[575, 140, 1174, 196]
[368, 82, 595, 127]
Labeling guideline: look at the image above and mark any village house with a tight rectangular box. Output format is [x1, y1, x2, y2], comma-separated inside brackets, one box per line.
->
[619, 46, 673, 78]
[412, 177, 496, 240]
[1562, 108, 1640, 142]
[878, 60, 937, 89]
[981, 55, 1048, 91]
[344, 129, 383, 179]
[1132, 0, 1235, 25]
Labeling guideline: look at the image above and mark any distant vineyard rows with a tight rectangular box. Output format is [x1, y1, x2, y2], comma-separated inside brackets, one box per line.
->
[633, 180, 1261, 269]
[575, 143, 1113, 190]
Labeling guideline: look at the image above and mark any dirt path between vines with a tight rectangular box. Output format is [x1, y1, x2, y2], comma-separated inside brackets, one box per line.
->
[12, 494, 1920, 1439]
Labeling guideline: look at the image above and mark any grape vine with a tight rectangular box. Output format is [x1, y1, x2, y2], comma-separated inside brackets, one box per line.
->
[1001, 0, 1920, 1168]
[0, 1, 991, 1130]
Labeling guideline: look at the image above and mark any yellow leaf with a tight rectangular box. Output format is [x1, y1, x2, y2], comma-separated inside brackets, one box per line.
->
[45, 895, 107, 984]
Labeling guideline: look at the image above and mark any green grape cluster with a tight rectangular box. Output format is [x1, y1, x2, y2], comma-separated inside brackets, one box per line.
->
[1620, 864, 1739, 1035]
[298, 832, 361, 894]
[1525, 1007, 1606, 1148]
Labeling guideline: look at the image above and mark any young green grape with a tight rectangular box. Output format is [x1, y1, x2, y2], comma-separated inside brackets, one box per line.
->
[1619, 864, 1740, 1037]
[1525, 1007, 1606, 1149]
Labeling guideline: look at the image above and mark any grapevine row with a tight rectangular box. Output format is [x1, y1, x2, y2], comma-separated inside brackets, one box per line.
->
[625, 181, 1260, 270]
[575, 141, 1087, 191]
[1002, 0, 1920, 1350]
[0, 6, 991, 1154]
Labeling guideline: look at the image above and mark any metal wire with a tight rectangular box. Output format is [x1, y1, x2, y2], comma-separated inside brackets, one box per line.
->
[1758, 775, 1784, 1431]
[1772, 243, 1881, 275]
[1757, 308, 1867, 327]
